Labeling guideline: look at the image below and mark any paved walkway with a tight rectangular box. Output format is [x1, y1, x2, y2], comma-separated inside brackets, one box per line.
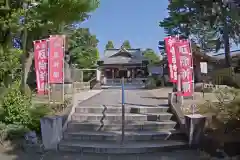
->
[79, 89, 168, 107]
[0, 150, 208, 160]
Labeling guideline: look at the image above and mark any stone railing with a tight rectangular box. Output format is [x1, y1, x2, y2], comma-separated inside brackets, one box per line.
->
[73, 82, 90, 92]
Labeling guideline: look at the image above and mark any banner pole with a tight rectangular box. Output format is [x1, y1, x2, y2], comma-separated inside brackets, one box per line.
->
[62, 35, 65, 103]
[121, 77, 125, 144]
[188, 39, 194, 100]
[47, 38, 51, 104]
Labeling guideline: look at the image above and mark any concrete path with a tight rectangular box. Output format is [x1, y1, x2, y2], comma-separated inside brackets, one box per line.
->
[0, 149, 207, 160]
[79, 89, 168, 107]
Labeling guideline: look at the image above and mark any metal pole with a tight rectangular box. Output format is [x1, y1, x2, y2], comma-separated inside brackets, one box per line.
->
[188, 39, 195, 100]
[62, 35, 65, 103]
[121, 77, 125, 144]
[47, 39, 51, 104]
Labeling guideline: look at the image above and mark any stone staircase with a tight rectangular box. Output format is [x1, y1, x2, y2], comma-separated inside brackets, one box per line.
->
[59, 104, 188, 154]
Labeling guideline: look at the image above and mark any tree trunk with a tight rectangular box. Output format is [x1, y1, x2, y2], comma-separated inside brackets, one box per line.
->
[223, 23, 231, 67]
[20, 26, 28, 93]
[221, 2, 231, 67]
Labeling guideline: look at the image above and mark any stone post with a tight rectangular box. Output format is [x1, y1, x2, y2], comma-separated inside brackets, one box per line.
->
[40, 116, 63, 150]
[185, 114, 206, 147]
[112, 69, 114, 79]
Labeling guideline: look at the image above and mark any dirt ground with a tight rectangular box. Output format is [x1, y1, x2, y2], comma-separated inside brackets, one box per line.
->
[149, 87, 218, 113]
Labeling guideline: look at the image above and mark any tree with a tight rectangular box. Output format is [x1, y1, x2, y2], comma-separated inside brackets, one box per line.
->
[122, 40, 131, 49]
[143, 48, 160, 65]
[68, 28, 99, 69]
[105, 40, 114, 49]
[158, 40, 166, 56]
[0, 0, 100, 92]
[160, 0, 240, 67]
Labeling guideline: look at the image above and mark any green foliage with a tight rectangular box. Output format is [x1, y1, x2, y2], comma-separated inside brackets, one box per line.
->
[0, 122, 29, 143]
[0, 46, 22, 87]
[105, 40, 114, 49]
[28, 105, 52, 133]
[198, 88, 240, 131]
[0, 81, 32, 126]
[68, 28, 99, 69]
[0, 0, 100, 92]
[145, 77, 157, 89]
[122, 40, 131, 49]
[160, 0, 240, 66]
[143, 48, 160, 65]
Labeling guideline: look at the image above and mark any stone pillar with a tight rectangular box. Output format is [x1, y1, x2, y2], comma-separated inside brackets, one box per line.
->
[127, 69, 131, 78]
[40, 116, 63, 150]
[96, 69, 101, 82]
[185, 114, 206, 147]
[112, 69, 114, 79]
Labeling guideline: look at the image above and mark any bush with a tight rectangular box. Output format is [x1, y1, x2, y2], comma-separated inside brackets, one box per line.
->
[28, 105, 52, 133]
[0, 122, 29, 143]
[0, 81, 32, 126]
[197, 88, 240, 132]
[0, 81, 52, 136]
[145, 77, 157, 89]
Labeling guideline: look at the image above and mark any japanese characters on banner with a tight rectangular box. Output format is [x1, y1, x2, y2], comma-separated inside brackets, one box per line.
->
[34, 40, 48, 95]
[48, 36, 64, 84]
[164, 36, 179, 83]
[164, 36, 193, 97]
[175, 40, 193, 96]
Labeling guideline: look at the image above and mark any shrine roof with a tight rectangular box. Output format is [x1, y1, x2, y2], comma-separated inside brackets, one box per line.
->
[100, 47, 148, 65]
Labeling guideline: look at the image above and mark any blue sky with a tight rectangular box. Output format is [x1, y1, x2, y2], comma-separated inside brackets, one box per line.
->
[81, 0, 169, 56]
[81, 0, 239, 56]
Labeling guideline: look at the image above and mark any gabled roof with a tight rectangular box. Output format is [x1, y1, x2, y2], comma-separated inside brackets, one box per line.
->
[100, 47, 147, 65]
[103, 48, 142, 58]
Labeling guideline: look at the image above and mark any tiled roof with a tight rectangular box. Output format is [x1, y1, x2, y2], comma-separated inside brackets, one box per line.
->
[100, 48, 147, 64]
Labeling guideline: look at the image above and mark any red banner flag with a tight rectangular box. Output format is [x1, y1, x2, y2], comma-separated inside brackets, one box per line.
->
[164, 36, 179, 82]
[34, 39, 48, 95]
[174, 40, 193, 97]
[48, 35, 64, 83]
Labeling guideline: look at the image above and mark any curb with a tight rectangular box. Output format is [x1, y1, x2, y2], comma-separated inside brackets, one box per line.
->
[62, 90, 103, 132]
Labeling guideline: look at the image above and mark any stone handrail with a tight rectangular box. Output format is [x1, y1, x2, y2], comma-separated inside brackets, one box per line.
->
[168, 93, 186, 131]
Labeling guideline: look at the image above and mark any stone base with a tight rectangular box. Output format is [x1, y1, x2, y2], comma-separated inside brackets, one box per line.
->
[22, 143, 44, 153]
[185, 114, 206, 147]
[59, 141, 188, 154]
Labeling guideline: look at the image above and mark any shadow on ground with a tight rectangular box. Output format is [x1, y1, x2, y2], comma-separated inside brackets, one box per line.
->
[141, 96, 168, 100]
[1, 146, 204, 160]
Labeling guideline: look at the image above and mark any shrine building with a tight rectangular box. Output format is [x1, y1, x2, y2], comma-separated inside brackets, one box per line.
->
[97, 47, 149, 85]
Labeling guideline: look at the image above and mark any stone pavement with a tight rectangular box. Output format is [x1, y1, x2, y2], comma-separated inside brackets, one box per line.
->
[0, 149, 207, 160]
[79, 89, 167, 107]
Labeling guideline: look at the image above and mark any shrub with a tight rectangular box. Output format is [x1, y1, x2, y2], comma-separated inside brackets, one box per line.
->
[28, 104, 52, 133]
[197, 88, 240, 132]
[146, 77, 157, 89]
[0, 81, 32, 126]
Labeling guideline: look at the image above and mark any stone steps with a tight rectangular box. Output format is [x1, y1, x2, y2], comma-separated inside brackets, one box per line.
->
[63, 130, 187, 142]
[71, 113, 173, 122]
[59, 91, 187, 154]
[67, 120, 177, 132]
[75, 106, 169, 114]
[58, 140, 188, 154]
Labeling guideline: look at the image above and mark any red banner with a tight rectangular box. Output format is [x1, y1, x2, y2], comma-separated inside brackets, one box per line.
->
[174, 40, 193, 96]
[34, 39, 48, 95]
[164, 36, 179, 82]
[48, 35, 64, 83]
